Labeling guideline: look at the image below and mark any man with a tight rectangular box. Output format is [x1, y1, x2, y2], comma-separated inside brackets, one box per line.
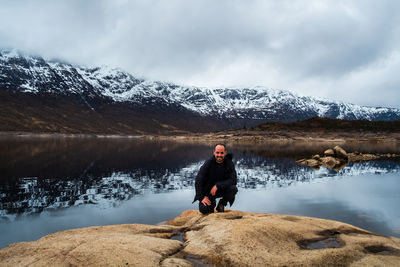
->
[193, 144, 238, 214]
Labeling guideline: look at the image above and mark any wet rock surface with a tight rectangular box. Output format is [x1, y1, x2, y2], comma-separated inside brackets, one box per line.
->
[2, 210, 399, 266]
[297, 145, 400, 170]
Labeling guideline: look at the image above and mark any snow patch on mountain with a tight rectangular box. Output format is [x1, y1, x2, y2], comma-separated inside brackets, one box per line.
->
[1, 49, 400, 121]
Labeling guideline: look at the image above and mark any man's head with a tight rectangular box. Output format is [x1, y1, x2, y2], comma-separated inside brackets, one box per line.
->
[213, 144, 227, 164]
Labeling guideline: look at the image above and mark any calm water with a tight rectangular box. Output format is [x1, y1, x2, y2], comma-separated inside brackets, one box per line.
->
[0, 137, 400, 249]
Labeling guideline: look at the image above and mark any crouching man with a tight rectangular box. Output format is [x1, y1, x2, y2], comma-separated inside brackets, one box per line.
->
[192, 144, 238, 214]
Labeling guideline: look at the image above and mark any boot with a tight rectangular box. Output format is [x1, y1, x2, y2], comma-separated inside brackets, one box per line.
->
[216, 199, 225, 212]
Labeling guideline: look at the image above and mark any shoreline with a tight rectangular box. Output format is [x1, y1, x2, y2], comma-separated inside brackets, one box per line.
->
[1, 130, 399, 144]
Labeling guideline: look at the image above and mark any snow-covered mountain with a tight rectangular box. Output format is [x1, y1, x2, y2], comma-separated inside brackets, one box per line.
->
[1, 49, 400, 128]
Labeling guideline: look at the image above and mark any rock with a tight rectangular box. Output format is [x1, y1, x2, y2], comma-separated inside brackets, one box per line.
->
[333, 162, 347, 172]
[324, 148, 335, 156]
[161, 258, 193, 267]
[296, 159, 320, 169]
[298, 147, 398, 170]
[306, 159, 320, 167]
[296, 159, 307, 164]
[1, 210, 400, 266]
[321, 156, 340, 169]
[312, 154, 320, 160]
[348, 153, 380, 162]
[333, 145, 348, 160]
[0, 224, 187, 266]
[168, 210, 400, 266]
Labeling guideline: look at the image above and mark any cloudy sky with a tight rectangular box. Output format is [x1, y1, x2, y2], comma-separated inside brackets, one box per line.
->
[1, 0, 399, 108]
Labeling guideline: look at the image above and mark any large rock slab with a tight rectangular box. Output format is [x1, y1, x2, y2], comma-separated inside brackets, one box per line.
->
[1, 210, 400, 266]
[167, 210, 400, 266]
[0, 224, 185, 266]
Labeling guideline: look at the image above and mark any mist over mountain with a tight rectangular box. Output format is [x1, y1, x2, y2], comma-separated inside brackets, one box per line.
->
[1, 49, 399, 134]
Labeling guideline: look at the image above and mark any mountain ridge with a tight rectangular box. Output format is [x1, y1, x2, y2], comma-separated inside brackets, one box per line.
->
[1, 49, 400, 134]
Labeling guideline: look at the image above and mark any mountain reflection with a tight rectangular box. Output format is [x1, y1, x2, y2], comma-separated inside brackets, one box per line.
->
[1, 153, 399, 221]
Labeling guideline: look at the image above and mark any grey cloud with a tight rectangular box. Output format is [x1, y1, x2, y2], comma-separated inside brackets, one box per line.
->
[0, 0, 399, 108]
[262, 1, 400, 78]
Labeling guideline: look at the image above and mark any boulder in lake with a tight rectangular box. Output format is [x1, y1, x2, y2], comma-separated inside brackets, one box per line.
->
[296, 158, 320, 169]
[324, 148, 335, 156]
[298, 145, 400, 171]
[306, 159, 320, 168]
[333, 145, 348, 160]
[321, 156, 341, 169]
[312, 154, 320, 160]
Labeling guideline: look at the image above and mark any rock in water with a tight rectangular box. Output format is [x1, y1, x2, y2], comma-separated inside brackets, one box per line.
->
[298, 147, 399, 170]
[321, 156, 340, 168]
[312, 154, 321, 160]
[305, 159, 320, 168]
[333, 145, 348, 160]
[324, 149, 335, 156]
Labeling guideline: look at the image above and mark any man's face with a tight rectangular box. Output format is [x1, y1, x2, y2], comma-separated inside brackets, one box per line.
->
[213, 145, 226, 164]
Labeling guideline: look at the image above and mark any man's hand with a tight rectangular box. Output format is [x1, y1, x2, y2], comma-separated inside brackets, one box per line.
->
[210, 185, 218, 196]
[201, 196, 211, 206]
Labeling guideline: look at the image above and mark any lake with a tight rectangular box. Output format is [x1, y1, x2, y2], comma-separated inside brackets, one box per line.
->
[0, 137, 400, 249]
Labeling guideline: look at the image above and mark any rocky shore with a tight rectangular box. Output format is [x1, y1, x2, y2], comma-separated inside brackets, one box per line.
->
[2, 129, 400, 145]
[297, 145, 400, 171]
[1, 210, 400, 266]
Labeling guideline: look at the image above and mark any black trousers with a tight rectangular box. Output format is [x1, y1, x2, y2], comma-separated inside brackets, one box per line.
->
[199, 185, 238, 214]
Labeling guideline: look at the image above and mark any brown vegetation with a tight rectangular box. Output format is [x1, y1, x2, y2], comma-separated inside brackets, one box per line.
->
[0, 91, 225, 134]
[1, 89, 400, 139]
[254, 117, 400, 132]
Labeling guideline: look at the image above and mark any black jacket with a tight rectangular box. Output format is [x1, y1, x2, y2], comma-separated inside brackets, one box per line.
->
[192, 154, 237, 203]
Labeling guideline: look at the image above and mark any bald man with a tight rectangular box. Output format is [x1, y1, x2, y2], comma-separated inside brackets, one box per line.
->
[192, 144, 238, 214]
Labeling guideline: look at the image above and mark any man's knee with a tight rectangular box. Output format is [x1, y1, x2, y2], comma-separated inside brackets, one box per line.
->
[228, 185, 238, 194]
[219, 185, 238, 206]
[199, 202, 215, 214]
[217, 185, 238, 196]
[224, 185, 238, 197]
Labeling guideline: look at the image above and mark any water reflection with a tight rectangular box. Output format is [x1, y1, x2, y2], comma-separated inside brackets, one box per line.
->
[0, 137, 400, 248]
[0, 138, 211, 181]
[1, 154, 399, 222]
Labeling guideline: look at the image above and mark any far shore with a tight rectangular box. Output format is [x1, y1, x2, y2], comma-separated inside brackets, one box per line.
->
[1, 130, 399, 144]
